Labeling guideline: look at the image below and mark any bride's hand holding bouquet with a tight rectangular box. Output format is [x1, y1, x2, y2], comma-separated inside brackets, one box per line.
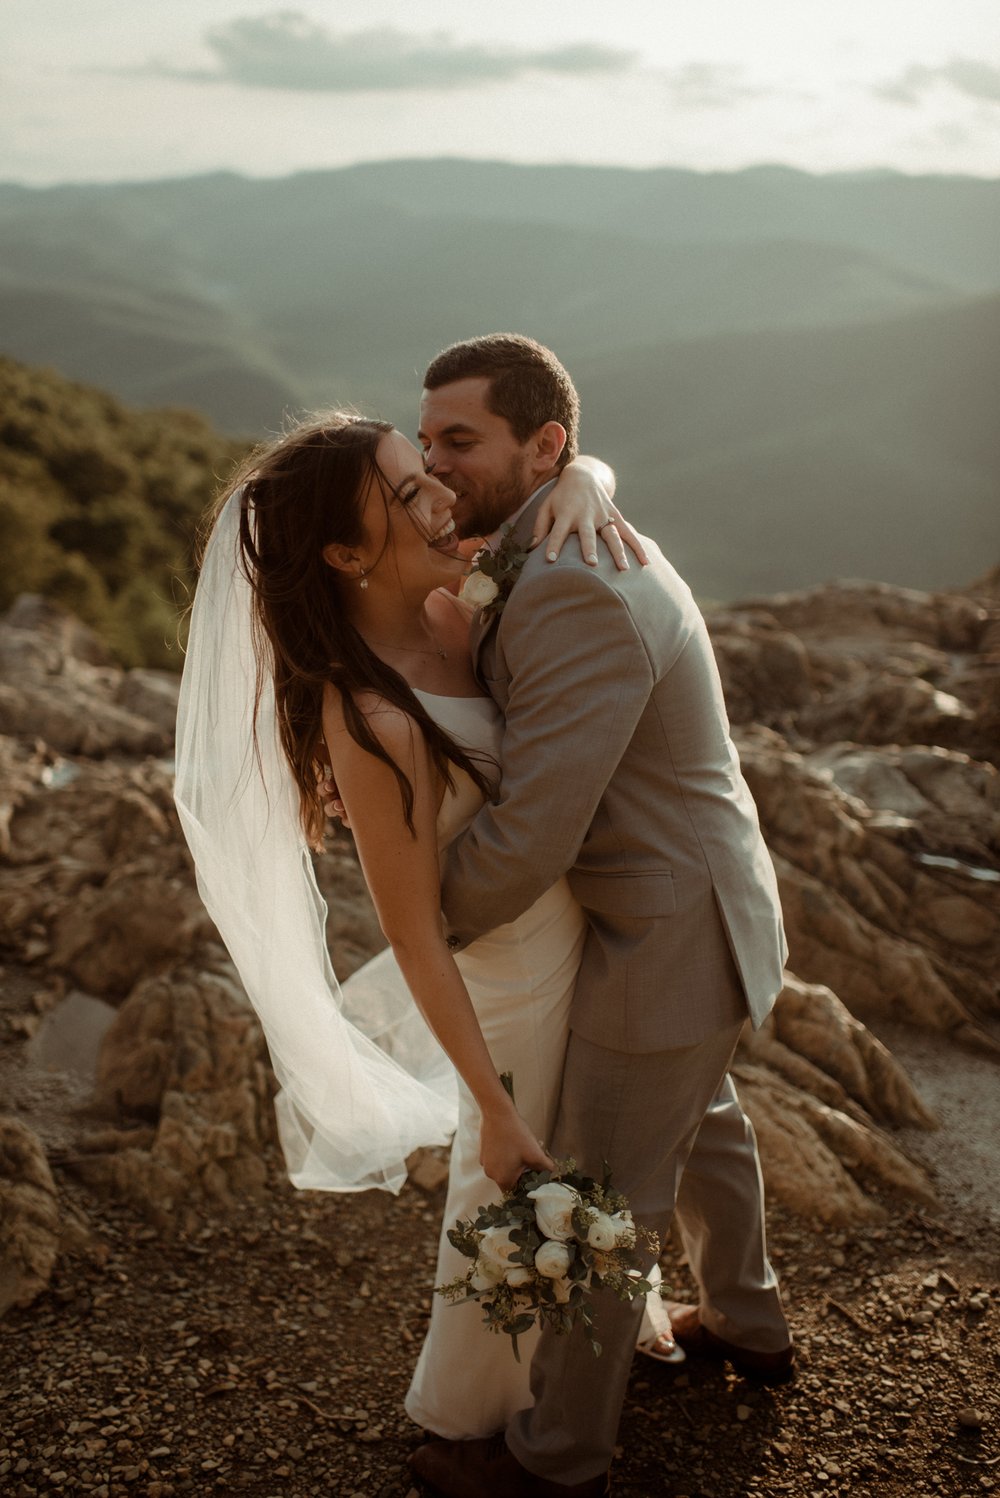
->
[440, 1076, 658, 1361]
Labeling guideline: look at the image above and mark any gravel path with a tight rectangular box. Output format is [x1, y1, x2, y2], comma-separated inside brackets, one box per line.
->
[870, 1021, 1000, 1233]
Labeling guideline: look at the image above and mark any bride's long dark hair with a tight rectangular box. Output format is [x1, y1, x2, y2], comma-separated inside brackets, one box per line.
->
[207, 412, 496, 847]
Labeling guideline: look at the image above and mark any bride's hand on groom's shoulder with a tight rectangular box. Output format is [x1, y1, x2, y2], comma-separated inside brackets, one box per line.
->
[532, 457, 649, 571]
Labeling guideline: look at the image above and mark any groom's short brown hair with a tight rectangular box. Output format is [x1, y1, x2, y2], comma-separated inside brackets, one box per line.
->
[423, 333, 580, 467]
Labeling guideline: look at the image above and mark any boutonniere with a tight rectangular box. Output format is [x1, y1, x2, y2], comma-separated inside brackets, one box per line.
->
[461, 526, 530, 620]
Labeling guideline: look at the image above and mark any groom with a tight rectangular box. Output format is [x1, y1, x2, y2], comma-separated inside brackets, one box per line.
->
[412, 334, 791, 1498]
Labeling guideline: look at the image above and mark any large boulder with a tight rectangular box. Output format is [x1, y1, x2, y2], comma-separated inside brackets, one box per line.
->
[733, 1064, 937, 1225]
[0, 599, 172, 758]
[715, 578, 998, 765]
[75, 966, 276, 1226]
[739, 732, 1000, 1044]
[0, 678, 169, 759]
[114, 668, 180, 737]
[0, 1115, 61, 1315]
[3, 593, 114, 667]
[50, 866, 200, 998]
[708, 610, 814, 725]
[0, 757, 211, 988]
[736, 977, 939, 1223]
[730, 578, 988, 653]
[741, 975, 939, 1130]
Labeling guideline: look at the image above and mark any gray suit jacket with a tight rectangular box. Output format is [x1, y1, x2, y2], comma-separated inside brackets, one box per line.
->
[441, 495, 787, 1052]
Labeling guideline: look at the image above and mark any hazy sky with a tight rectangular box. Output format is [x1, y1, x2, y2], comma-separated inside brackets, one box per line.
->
[5, 0, 1000, 184]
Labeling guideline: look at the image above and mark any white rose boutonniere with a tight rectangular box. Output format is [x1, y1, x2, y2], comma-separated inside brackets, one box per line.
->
[461, 526, 530, 620]
[461, 570, 500, 609]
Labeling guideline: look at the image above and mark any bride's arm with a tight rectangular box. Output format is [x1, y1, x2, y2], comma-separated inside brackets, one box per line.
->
[322, 687, 551, 1192]
[532, 455, 649, 570]
[569, 454, 616, 495]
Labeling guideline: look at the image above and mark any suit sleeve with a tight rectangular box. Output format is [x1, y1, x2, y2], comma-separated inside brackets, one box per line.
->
[440, 564, 655, 943]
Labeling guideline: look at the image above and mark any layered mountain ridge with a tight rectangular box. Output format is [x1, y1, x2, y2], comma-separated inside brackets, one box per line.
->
[0, 161, 996, 599]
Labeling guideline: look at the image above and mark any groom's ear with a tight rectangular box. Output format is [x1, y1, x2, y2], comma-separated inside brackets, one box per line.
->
[531, 421, 567, 471]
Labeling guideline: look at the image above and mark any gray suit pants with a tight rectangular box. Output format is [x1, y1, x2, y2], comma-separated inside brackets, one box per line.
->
[507, 1024, 789, 1484]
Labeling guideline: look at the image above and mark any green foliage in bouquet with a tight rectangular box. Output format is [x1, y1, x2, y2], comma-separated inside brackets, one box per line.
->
[437, 1153, 659, 1362]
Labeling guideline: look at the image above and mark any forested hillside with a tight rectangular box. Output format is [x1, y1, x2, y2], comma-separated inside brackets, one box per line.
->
[0, 357, 246, 667]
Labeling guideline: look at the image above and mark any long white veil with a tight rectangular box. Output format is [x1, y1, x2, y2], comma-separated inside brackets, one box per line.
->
[174, 491, 458, 1193]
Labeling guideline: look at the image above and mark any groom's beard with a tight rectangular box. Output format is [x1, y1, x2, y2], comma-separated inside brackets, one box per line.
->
[453, 453, 532, 540]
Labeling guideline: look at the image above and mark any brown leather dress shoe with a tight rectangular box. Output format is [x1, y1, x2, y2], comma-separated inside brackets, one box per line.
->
[410, 1433, 610, 1497]
[666, 1301, 795, 1385]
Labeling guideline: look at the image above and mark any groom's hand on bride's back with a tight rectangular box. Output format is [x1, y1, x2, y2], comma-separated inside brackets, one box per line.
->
[317, 770, 351, 831]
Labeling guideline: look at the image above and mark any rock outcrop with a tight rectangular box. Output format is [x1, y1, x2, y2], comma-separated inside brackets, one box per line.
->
[736, 977, 939, 1222]
[739, 733, 999, 1047]
[0, 1115, 62, 1314]
[0, 595, 173, 758]
[72, 967, 275, 1229]
[1, 576, 998, 1245]
[711, 576, 999, 767]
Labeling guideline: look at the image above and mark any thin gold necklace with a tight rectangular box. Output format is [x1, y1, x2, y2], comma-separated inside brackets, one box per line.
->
[364, 627, 448, 661]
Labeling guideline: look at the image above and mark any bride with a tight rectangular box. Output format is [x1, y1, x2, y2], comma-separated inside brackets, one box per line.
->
[174, 411, 669, 1443]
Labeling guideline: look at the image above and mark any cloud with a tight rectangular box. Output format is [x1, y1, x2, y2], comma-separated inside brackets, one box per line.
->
[663, 63, 769, 110]
[150, 11, 635, 93]
[876, 57, 1000, 108]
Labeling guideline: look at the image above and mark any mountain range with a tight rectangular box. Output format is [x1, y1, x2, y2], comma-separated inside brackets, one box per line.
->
[0, 160, 996, 598]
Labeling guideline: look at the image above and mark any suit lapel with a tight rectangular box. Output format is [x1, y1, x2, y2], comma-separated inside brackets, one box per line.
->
[470, 605, 499, 681]
[468, 492, 548, 681]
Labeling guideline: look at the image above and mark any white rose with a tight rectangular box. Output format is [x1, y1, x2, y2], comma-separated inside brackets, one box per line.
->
[470, 1259, 503, 1291]
[477, 1224, 521, 1275]
[586, 1211, 618, 1252]
[610, 1210, 635, 1246]
[528, 1182, 581, 1242]
[504, 1265, 533, 1287]
[462, 571, 500, 609]
[534, 1241, 572, 1279]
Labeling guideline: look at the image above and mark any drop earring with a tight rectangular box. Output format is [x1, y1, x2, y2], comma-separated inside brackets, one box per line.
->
[358, 568, 368, 590]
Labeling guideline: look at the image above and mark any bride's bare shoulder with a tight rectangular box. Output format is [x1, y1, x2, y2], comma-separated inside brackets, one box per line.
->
[322, 681, 421, 758]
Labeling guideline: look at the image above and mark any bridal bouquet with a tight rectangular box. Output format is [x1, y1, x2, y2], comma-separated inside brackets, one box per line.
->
[436, 1152, 658, 1361]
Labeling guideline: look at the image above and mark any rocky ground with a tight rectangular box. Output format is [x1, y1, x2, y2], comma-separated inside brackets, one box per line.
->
[1, 572, 998, 1497]
[0, 1143, 996, 1498]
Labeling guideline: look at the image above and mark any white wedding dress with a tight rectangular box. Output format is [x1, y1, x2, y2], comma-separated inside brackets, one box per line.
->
[339, 689, 583, 1437]
[339, 689, 668, 1437]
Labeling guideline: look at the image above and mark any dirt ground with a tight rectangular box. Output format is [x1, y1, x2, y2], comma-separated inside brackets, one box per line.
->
[1, 1118, 997, 1498]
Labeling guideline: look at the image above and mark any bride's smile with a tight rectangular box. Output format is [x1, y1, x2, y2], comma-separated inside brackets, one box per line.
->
[355, 429, 466, 586]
